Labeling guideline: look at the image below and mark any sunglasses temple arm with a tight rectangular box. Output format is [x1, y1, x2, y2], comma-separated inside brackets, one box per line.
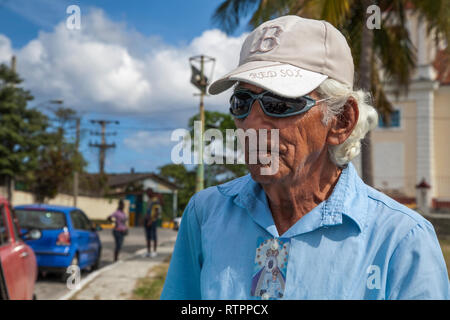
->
[315, 97, 332, 103]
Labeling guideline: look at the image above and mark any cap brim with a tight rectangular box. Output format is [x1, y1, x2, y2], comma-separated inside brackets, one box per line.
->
[208, 61, 328, 98]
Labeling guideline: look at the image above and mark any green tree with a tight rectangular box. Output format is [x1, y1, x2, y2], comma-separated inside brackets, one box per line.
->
[159, 111, 248, 215]
[159, 111, 249, 215]
[0, 63, 49, 201]
[31, 107, 87, 202]
[212, 0, 450, 185]
[188, 110, 248, 183]
[32, 136, 77, 203]
[158, 164, 196, 216]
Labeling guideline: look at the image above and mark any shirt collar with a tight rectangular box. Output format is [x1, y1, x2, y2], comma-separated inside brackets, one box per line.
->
[217, 162, 367, 237]
[320, 162, 367, 232]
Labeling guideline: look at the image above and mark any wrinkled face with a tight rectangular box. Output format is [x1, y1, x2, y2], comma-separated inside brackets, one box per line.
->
[233, 82, 332, 184]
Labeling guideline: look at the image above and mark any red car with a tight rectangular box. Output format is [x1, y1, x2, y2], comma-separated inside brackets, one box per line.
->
[0, 197, 39, 300]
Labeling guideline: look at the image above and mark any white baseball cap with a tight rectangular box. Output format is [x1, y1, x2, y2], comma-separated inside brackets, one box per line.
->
[208, 15, 354, 98]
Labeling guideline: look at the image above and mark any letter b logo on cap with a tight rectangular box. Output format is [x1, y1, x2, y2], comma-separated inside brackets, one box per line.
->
[250, 25, 283, 53]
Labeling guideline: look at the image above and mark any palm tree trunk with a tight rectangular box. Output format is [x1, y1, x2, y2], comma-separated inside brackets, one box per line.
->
[359, 0, 374, 187]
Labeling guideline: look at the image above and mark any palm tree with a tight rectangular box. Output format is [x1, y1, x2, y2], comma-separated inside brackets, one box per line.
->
[212, 0, 450, 186]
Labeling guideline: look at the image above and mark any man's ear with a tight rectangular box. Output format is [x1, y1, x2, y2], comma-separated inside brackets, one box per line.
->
[326, 97, 359, 146]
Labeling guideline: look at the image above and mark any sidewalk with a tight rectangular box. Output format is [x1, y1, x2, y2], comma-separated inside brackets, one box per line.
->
[63, 234, 177, 300]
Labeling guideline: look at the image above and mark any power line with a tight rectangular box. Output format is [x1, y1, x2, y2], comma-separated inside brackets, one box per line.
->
[66, 126, 178, 133]
[80, 107, 200, 116]
[110, 126, 178, 131]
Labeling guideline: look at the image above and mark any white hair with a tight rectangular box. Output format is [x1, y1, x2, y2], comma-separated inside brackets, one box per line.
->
[315, 78, 379, 167]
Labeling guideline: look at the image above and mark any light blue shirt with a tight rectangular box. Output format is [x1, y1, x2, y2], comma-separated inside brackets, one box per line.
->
[161, 163, 449, 299]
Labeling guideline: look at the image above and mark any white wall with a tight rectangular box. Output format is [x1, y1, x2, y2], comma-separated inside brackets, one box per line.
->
[373, 142, 405, 190]
[0, 188, 128, 221]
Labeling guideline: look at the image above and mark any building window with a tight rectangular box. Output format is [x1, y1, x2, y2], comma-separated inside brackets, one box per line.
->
[378, 109, 401, 128]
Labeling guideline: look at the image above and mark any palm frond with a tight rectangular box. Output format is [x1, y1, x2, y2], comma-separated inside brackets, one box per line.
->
[249, 0, 292, 29]
[374, 21, 416, 94]
[409, 0, 450, 48]
[319, 0, 354, 27]
[371, 57, 394, 121]
[290, 0, 355, 27]
[290, 0, 322, 19]
[211, 0, 260, 34]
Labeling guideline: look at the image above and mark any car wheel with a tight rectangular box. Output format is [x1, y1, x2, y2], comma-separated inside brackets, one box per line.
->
[61, 253, 79, 283]
[91, 247, 101, 271]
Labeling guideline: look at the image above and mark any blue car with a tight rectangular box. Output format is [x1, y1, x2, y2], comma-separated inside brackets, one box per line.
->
[14, 204, 102, 278]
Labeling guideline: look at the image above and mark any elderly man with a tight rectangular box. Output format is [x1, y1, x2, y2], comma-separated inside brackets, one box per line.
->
[161, 15, 449, 299]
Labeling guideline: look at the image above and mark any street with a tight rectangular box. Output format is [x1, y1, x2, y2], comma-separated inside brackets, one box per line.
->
[33, 227, 177, 300]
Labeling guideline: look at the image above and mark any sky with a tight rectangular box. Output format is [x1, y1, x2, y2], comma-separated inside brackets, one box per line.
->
[0, 0, 252, 174]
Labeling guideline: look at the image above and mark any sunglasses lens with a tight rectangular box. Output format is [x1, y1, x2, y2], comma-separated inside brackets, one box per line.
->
[230, 92, 252, 117]
[262, 96, 308, 115]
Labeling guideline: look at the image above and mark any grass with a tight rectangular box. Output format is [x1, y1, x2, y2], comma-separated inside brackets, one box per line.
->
[132, 255, 171, 300]
[439, 238, 450, 277]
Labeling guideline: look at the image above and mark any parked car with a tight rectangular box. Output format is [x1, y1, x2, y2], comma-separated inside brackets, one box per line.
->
[0, 197, 39, 300]
[14, 204, 102, 281]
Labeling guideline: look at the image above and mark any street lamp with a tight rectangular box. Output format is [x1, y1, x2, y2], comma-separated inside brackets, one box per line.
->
[189, 55, 215, 192]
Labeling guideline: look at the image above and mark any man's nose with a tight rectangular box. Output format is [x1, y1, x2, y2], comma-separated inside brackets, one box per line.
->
[242, 99, 272, 130]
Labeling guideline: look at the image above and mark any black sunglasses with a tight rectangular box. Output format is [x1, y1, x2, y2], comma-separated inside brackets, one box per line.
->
[229, 88, 329, 119]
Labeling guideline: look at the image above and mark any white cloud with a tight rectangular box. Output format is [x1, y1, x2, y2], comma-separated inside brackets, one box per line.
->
[0, 35, 13, 64]
[0, 9, 246, 127]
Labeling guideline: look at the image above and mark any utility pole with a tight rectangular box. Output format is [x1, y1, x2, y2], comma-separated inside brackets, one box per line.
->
[89, 120, 119, 175]
[189, 55, 215, 192]
[6, 56, 17, 202]
[46, 100, 80, 206]
[197, 55, 205, 192]
[11, 56, 16, 72]
[73, 117, 80, 207]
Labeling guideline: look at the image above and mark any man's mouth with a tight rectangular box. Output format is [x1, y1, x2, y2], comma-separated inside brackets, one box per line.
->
[246, 148, 280, 165]
[247, 148, 280, 156]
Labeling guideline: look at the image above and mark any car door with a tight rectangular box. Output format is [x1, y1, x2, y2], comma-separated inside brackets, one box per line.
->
[69, 210, 90, 268]
[0, 204, 26, 299]
[78, 211, 99, 265]
[10, 207, 37, 299]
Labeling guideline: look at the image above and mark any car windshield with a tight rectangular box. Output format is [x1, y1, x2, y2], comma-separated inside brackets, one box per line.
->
[15, 209, 67, 230]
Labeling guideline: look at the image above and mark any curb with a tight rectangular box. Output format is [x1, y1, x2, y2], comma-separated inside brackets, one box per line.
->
[59, 260, 123, 300]
[59, 235, 178, 300]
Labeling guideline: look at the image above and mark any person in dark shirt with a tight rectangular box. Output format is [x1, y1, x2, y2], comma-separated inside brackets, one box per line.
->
[144, 189, 162, 258]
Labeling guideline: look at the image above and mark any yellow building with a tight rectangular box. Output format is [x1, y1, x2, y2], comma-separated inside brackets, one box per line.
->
[353, 13, 449, 210]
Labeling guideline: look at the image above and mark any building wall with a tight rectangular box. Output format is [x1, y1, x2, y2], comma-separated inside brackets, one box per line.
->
[371, 83, 450, 201]
[0, 189, 129, 221]
[142, 179, 173, 194]
[434, 86, 450, 199]
[372, 100, 418, 197]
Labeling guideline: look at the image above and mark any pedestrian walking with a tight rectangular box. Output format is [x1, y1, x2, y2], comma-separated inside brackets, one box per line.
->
[144, 189, 162, 258]
[108, 199, 128, 262]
